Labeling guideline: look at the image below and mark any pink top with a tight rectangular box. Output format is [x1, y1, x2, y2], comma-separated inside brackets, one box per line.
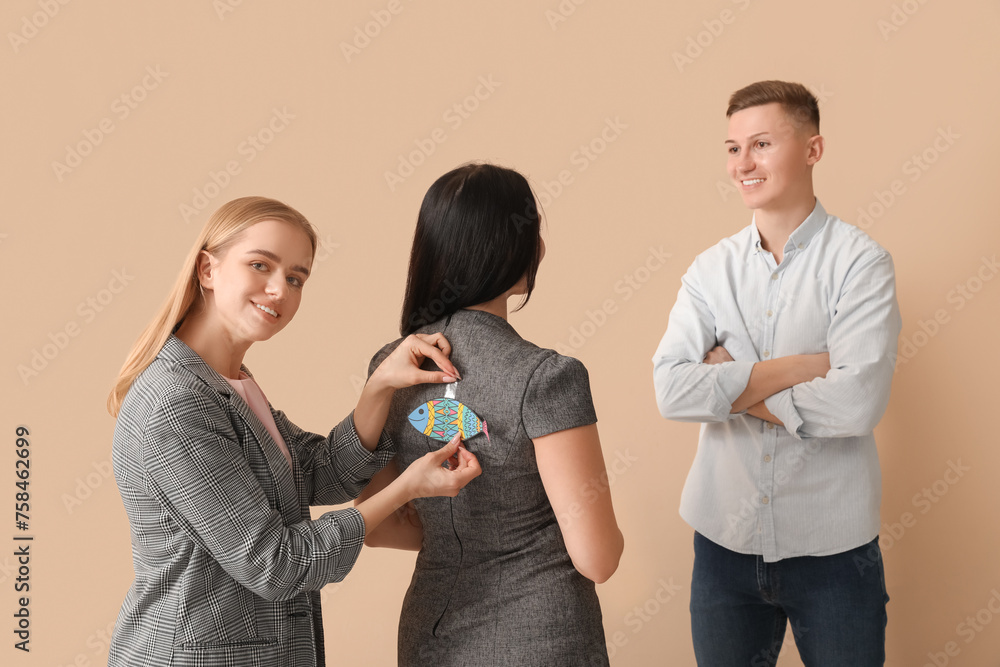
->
[225, 372, 293, 470]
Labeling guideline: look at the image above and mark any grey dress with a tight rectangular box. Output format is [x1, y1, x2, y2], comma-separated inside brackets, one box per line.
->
[370, 309, 609, 667]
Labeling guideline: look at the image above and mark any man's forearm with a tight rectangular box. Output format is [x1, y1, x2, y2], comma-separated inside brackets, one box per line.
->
[746, 401, 783, 425]
[730, 357, 805, 413]
[730, 353, 830, 413]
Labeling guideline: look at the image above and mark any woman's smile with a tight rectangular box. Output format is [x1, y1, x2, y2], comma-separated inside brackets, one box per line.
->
[253, 301, 280, 319]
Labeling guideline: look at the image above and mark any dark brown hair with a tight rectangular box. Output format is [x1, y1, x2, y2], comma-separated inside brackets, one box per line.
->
[727, 80, 819, 133]
[399, 163, 542, 336]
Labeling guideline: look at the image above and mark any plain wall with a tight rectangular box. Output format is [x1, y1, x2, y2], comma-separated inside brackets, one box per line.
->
[3, 1, 998, 665]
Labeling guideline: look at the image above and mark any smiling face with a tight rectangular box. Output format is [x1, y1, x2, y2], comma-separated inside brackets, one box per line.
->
[197, 219, 313, 348]
[725, 102, 823, 215]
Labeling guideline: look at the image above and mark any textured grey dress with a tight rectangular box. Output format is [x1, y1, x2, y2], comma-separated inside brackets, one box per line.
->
[370, 309, 609, 667]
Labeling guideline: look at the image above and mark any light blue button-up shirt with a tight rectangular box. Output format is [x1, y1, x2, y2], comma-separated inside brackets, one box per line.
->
[652, 199, 901, 562]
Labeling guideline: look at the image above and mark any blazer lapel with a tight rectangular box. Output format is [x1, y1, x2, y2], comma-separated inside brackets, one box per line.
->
[226, 390, 302, 523]
[161, 335, 302, 524]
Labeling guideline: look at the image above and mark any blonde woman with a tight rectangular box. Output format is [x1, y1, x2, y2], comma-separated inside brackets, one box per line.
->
[107, 196, 480, 667]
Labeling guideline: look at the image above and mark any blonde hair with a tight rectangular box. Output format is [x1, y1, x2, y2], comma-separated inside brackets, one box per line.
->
[107, 196, 316, 417]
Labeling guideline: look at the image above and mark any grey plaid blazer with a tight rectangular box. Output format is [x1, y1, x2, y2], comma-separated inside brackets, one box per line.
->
[109, 335, 393, 666]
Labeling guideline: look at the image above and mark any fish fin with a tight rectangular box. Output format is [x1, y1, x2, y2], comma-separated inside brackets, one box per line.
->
[482, 420, 489, 443]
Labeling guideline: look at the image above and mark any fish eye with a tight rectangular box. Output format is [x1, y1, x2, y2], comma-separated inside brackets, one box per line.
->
[418, 408, 424, 415]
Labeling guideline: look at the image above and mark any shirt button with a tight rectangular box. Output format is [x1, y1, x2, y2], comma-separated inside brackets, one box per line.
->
[771, 273, 779, 281]
[798, 243, 804, 249]
[766, 310, 773, 317]
[766, 423, 774, 430]
[763, 350, 771, 358]
[763, 455, 772, 462]
[761, 496, 770, 504]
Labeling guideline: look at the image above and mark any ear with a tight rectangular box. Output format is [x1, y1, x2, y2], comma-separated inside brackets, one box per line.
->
[194, 250, 218, 290]
[805, 134, 824, 166]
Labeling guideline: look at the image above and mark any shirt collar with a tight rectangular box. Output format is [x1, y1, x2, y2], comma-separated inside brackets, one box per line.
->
[748, 199, 829, 259]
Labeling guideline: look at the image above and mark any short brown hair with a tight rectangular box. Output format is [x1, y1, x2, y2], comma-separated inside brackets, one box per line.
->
[727, 80, 819, 133]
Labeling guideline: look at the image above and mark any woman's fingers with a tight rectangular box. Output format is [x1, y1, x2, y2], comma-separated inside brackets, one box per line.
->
[411, 437, 481, 497]
[414, 332, 452, 359]
[455, 445, 478, 472]
[446, 444, 475, 472]
[454, 446, 481, 481]
[411, 370, 460, 385]
[374, 332, 461, 390]
[457, 445, 477, 467]
[429, 434, 462, 463]
[408, 335, 460, 381]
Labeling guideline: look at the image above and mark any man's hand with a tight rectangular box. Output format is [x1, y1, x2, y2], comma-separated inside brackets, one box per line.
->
[703, 345, 735, 365]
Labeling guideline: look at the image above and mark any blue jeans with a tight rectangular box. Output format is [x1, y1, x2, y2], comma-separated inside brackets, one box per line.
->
[690, 532, 888, 666]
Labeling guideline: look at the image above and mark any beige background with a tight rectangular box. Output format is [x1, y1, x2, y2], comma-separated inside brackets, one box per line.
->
[3, 1, 998, 665]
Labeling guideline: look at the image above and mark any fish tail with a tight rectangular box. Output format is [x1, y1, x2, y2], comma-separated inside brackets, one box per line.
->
[482, 419, 489, 443]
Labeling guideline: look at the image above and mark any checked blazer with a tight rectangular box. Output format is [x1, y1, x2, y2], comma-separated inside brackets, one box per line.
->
[108, 335, 394, 666]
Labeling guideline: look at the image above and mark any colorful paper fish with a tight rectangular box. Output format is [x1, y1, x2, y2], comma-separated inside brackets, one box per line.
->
[408, 396, 489, 443]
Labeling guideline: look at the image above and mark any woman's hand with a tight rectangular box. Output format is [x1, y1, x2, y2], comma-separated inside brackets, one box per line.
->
[354, 435, 481, 539]
[369, 333, 461, 392]
[398, 435, 481, 499]
[355, 333, 461, 452]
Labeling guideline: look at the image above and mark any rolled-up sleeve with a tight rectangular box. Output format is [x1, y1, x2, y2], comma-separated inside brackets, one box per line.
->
[653, 266, 755, 422]
[143, 387, 368, 601]
[764, 250, 901, 439]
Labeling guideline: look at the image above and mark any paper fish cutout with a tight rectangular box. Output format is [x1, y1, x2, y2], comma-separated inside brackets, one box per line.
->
[408, 384, 489, 443]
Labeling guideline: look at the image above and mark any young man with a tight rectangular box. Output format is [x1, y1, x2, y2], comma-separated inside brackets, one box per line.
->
[652, 81, 901, 665]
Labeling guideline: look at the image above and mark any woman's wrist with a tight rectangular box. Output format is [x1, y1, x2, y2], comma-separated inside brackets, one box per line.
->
[353, 372, 396, 451]
[363, 367, 396, 397]
[386, 468, 416, 505]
